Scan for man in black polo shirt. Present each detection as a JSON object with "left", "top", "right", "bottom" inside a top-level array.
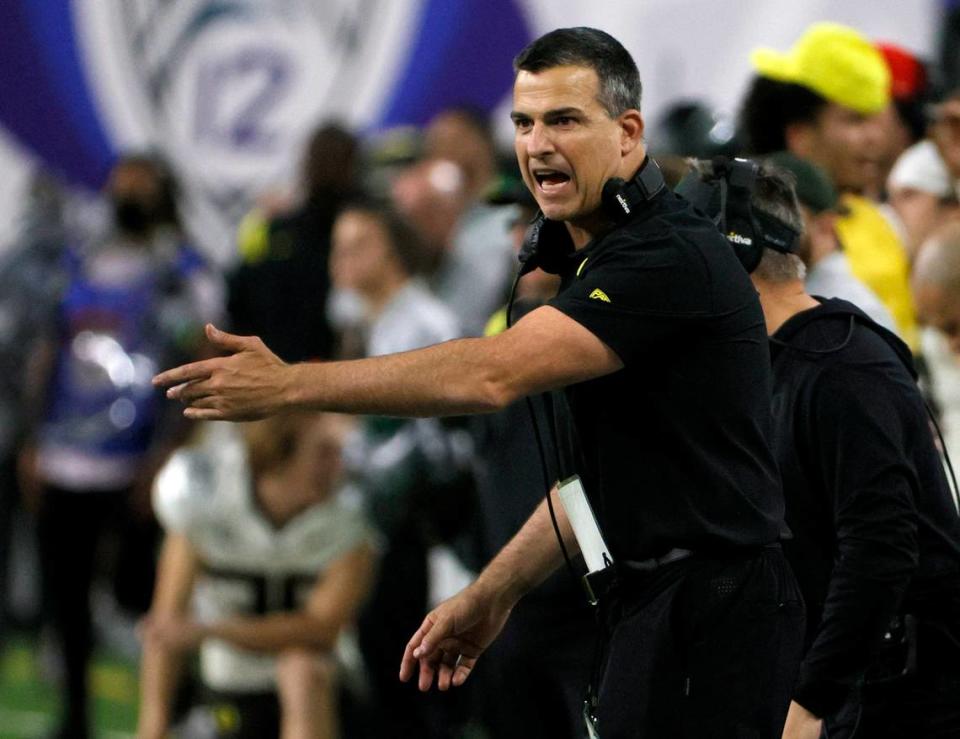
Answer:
[
  {"left": 155, "top": 28, "right": 803, "bottom": 737},
  {"left": 683, "top": 159, "right": 960, "bottom": 739}
]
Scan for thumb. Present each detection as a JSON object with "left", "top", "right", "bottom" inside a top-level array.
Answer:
[{"left": 205, "top": 324, "right": 252, "bottom": 353}]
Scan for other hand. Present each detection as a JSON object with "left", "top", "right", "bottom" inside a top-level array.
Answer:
[
  {"left": 781, "top": 700, "right": 823, "bottom": 739},
  {"left": 140, "top": 612, "right": 206, "bottom": 652},
  {"left": 399, "top": 581, "right": 513, "bottom": 692},
  {"left": 153, "top": 324, "right": 288, "bottom": 421}
]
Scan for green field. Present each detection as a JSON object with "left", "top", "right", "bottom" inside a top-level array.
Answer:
[{"left": 0, "top": 633, "right": 138, "bottom": 739}]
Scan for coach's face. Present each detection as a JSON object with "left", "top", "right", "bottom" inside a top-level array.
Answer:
[{"left": 512, "top": 65, "right": 644, "bottom": 229}]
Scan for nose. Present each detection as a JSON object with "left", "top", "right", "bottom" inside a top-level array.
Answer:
[
  {"left": 862, "top": 114, "right": 886, "bottom": 151},
  {"left": 525, "top": 121, "right": 555, "bottom": 159}
]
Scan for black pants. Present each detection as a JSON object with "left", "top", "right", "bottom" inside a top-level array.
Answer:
[
  {"left": 594, "top": 545, "right": 805, "bottom": 739},
  {"left": 825, "top": 671, "right": 960, "bottom": 738},
  {"left": 481, "top": 600, "right": 596, "bottom": 739},
  {"left": 37, "top": 484, "right": 158, "bottom": 736}
]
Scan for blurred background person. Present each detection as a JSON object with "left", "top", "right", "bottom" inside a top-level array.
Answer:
[
  {"left": 871, "top": 42, "right": 936, "bottom": 202},
  {"left": 767, "top": 151, "right": 898, "bottom": 332},
  {"left": 17, "top": 153, "right": 222, "bottom": 739},
  {"left": 913, "top": 221, "right": 960, "bottom": 356},
  {"left": 740, "top": 22, "right": 919, "bottom": 351},
  {"left": 416, "top": 107, "right": 516, "bottom": 336},
  {"left": 887, "top": 130, "right": 960, "bottom": 256},
  {"left": 327, "top": 200, "right": 476, "bottom": 738},
  {"left": 0, "top": 173, "right": 72, "bottom": 641},
  {"left": 228, "top": 123, "right": 360, "bottom": 362},
  {"left": 140, "top": 414, "right": 376, "bottom": 739},
  {"left": 913, "top": 221, "right": 960, "bottom": 465}
]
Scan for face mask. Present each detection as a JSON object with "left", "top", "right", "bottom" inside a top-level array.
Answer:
[
  {"left": 326, "top": 287, "right": 370, "bottom": 329},
  {"left": 113, "top": 197, "right": 155, "bottom": 236}
]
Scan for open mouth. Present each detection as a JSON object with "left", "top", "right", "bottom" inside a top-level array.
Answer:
[{"left": 533, "top": 169, "right": 571, "bottom": 194}]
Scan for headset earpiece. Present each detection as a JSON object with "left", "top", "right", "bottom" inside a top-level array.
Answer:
[
  {"left": 601, "top": 158, "right": 666, "bottom": 223},
  {"left": 675, "top": 156, "right": 799, "bottom": 274}
]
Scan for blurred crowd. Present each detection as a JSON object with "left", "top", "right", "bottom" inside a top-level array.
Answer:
[{"left": 2, "top": 18, "right": 960, "bottom": 739}]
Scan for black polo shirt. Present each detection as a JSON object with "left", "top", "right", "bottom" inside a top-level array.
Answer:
[{"left": 547, "top": 187, "right": 784, "bottom": 561}]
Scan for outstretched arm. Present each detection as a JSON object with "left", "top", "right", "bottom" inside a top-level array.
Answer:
[
  {"left": 153, "top": 306, "right": 622, "bottom": 421},
  {"left": 399, "top": 485, "right": 577, "bottom": 691}
]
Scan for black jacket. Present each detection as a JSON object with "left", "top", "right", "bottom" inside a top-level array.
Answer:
[{"left": 771, "top": 298, "right": 960, "bottom": 717}]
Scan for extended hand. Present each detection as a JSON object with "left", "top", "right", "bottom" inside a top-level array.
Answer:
[
  {"left": 153, "top": 324, "right": 289, "bottom": 421},
  {"left": 781, "top": 700, "right": 823, "bottom": 739},
  {"left": 399, "top": 582, "right": 513, "bottom": 692}
]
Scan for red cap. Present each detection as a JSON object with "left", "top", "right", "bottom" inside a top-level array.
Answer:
[{"left": 876, "top": 42, "right": 927, "bottom": 101}]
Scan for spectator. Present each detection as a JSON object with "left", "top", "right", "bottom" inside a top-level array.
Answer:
[
  {"left": 767, "top": 151, "right": 898, "bottom": 332},
  {"left": 228, "top": 122, "right": 359, "bottom": 362},
  {"left": 872, "top": 42, "right": 934, "bottom": 201},
  {"left": 18, "top": 154, "right": 221, "bottom": 739},
  {"left": 887, "top": 136, "right": 959, "bottom": 255},
  {"left": 328, "top": 201, "right": 472, "bottom": 738},
  {"left": 0, "top": 172, "right": 70, "bottom": 635},
  {"left": 740, "top": 22, "right": 920, "bottom": 350},
  {"left": 931, "top": 90, "right": 960, "bottom": 197},
  {"left": 418, "top": 108, "right": 516, "bottom": 336},
  {"left": 139, "top": 414, "right": 376, "bottom": 739},
  {"left": 913, "top": 221, "right": 960, "bottom": 354}
]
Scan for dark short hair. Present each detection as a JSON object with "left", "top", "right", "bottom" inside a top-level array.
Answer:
[
  {"left": 738, "top": 76, "right": 828, "bottom": 154},
  {"left": 513, "top": 27, "right": 642, "bottom": 116},
  {"left": 113, "top": 152, "right": 181, "bottom": 229},
  {"left": 303, "top": 121, "right": 358, "bottom": 195},
  {"left": 337, "top": 198, "right": 427, "bottom": 276}
]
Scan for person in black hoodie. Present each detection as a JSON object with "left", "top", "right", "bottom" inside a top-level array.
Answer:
[{"left": 682, "top": 159, "right": 960, "bottom": 739}]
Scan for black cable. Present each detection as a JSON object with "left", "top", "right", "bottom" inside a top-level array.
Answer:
[{"left": 504, "top": 270, "right": 580, "bottom": 581}]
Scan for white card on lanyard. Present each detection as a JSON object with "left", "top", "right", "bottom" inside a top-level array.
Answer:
[{"left": 557, "top": 474, "right": 613, "bottom": 572}]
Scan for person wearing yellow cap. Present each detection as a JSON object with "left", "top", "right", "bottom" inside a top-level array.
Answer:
[{"left": 740, "top": 22, "right": 920, "bottom": 352}]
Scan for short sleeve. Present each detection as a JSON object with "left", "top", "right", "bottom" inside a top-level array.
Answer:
[
  {"left": 548, "top": 234, "right": 712, "bottom": 365},
  {"left": 152, "top": 449, "right": 214, "bottom": 535}
]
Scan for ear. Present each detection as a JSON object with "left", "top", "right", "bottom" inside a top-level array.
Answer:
[
  {"left": 785, "top": 122, "right": 815, "bottom": 159},
  {"left": 619, "top": 110, "right": 645, "bottom": 155}
]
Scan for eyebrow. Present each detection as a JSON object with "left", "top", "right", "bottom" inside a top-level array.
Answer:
[{"left": 510, "top": 107, "right": 585, "bottom": 122}]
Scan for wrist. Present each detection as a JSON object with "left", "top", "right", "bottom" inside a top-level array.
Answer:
[
  {"left": 475, "top": 561, "right": 529, "bottom": 609},
  {"left": 280, "top": 363, "right": 310, "bottom": 410}
]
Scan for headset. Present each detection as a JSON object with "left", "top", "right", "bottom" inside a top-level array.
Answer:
[
  {"left": 674, "top": 156, "right": 800, "bottom": 273},
  {"left": 517, "top": 157, "right": 666, "bottom": 276}
]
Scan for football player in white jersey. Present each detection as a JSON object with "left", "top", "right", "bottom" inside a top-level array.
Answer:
[{"left": 137, "top": 413, "right": 377, "bottom": 739}]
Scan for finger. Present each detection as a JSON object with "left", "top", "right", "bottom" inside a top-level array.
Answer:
[
  {"left": 418, "top": 654, "right": 439, "bottom": 692},
  {"left": 452, "top": 658, "right": 477, "bottom": 687},
  {"left": 412, "top": 614, "right": 445, "bottom": 659},
  {"left": 206, "top": 324, "right": 254, "bottom": 353},
  {"left": 400, "top": 624, "right": 432, "bottom": 682},
  {"left": 184, "top": 407, "right": 227, "bottom": 421},
  {"left": 433, "top": 638, "right": 481, "bottom": 688},
  {"left": 437, "top": 650, "right": 459, "bottom": 691},
  {"left": 171, "top": 380, "right": 221, "bottom": 405},
  {"left": 154, "top": 360, "right": 218, "bottom": 388}
]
